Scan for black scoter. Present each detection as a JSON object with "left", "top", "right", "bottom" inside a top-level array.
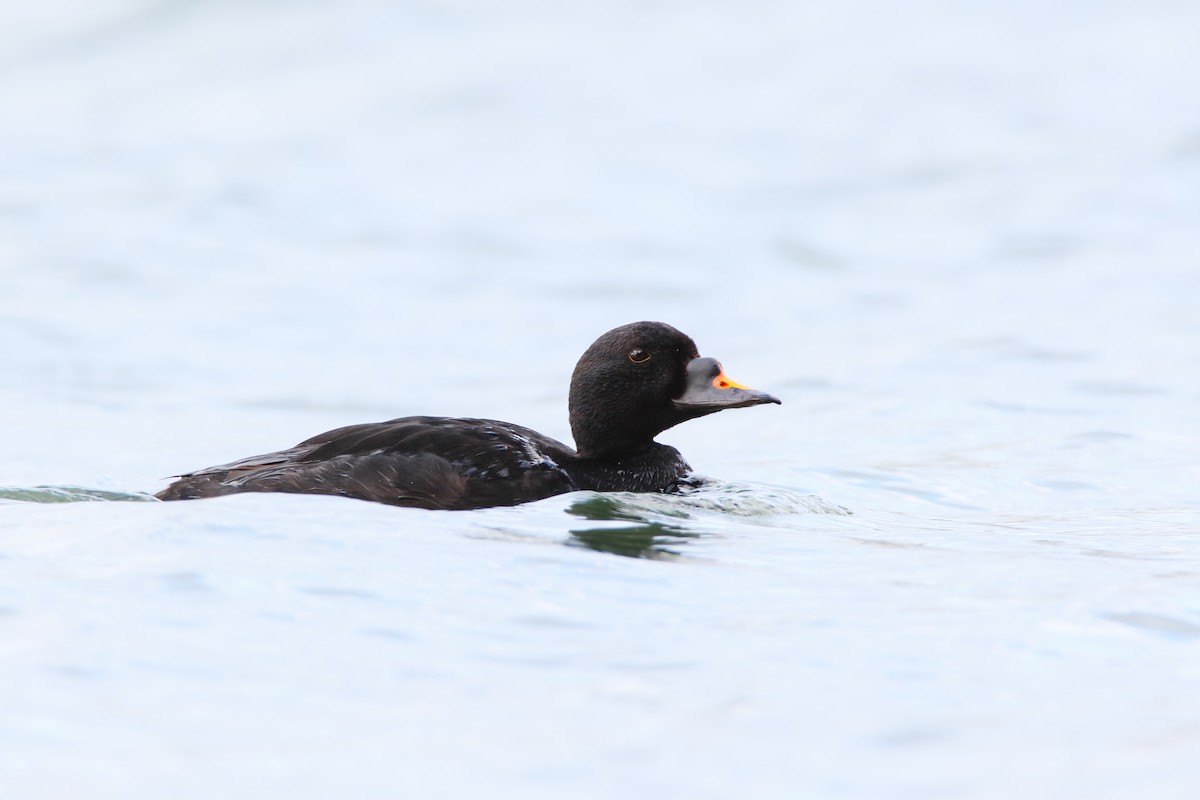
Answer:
[{"left": 156, "top": 321, "right": 780, "bottom": 510}]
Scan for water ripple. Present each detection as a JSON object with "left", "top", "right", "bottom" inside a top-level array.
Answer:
[{"left": 0, "top": 485, "right": 158, "bottom": 504}]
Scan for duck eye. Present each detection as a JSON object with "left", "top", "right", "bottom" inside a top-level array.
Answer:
[{"left": 628, "top": 348, "right": 651, "bottom": 364}]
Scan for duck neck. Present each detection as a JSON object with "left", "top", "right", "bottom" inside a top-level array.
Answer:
[
  {"left": 569, "top": 403, "right": 673, "bottom": 461},
  {"left": 567, "top": 442, "right": 691, "bottom": 493}
]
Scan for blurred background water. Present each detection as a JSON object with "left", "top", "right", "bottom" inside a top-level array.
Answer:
[{"left": 2, "top": 1, "right": 1199, "bottom": 798}]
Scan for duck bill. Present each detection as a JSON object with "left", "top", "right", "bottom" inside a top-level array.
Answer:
[{"left": 672, "top": 357, "right": 781, "bottom": 411}]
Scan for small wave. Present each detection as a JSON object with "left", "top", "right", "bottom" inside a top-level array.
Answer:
[
  {"left": 667, "top": 482, "right": 854, "bottom": 520},
  {"left": 0, "top": 485, "right": 159, "bottom": 504},
  {"left": 561, "top": 484, "right": 852, "bottom": 520}
]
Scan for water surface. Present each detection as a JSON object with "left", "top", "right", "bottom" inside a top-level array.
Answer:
[{"left": 1, "top": 1, "right": 1198, "bottom": 798}]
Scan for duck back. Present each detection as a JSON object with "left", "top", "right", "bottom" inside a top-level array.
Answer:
[{"left": 157, "top": 417, "right": 578, "bottom": 510}]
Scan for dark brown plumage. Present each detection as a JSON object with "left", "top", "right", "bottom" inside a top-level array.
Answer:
[{"left": 156, "top": 321, "right": 780, "bottom": 510}]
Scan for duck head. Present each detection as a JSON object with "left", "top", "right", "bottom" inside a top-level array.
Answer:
[{"left": 568, "top": 321, "right": 781, "bottom": 458}]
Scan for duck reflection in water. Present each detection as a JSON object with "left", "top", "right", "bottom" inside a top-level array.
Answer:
[{"left": 566, "top": 495, "right": 702, "bottom": 560}]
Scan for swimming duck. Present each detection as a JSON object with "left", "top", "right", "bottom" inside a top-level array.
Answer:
[{"left": 156, "top": 321, "right": 780, "bottom": 510}]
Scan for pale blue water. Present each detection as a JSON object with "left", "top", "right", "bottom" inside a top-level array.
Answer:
[{"left": 2, "top": 1, "right": 1199, "bottom": 798}]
